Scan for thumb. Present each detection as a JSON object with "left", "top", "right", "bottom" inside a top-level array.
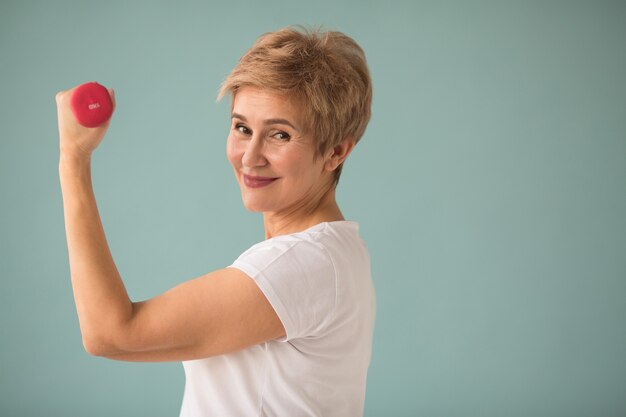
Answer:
[{"left": 108, "top": 88, "right": 116, "bottom": 111}]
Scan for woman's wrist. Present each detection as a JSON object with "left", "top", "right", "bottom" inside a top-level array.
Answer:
[{"left": 59, "top": 150, "right": 92, "bottom": 177}]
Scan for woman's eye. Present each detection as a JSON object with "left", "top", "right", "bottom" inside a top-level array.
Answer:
[
  {"left": 272, "top": 131, "right": 291, "bottom": 141},
  {"left": 235, "top": 124, "right": 251, "bottom": 135}
]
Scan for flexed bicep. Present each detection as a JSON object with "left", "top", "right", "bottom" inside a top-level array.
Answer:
[{"left": 96, "top": 268, "right": 285, "bottom": 362}]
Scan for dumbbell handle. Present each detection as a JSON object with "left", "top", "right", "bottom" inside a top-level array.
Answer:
[{"left": 70, "top": 82, "right": 113, "bottom": 127}]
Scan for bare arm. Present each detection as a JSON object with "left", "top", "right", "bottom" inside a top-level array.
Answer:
[
  {"left": 56, "top": 85, "right": 284, "bottom": 362},
  {"left": 59, "top": 152, "right": 134, "bottom": 353}
]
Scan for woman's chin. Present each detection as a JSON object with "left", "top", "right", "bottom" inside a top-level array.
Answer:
[
  {"left": 241, "top": 196, "right": 271, "bottom": 213},
  {"left": 243, "top": 204, "right": 265, "bottom": 213}
]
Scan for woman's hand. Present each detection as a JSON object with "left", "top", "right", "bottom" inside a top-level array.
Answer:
[{"left": 55, "top": 84, "right": 116, "bottom": 159}]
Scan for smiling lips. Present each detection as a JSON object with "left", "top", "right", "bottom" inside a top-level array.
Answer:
[{"left": 243, "top": 174, "right": 279, "bottom": 188}]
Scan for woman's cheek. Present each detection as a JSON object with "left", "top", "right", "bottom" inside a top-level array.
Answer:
[{"left": 226, "top": 135, "right": 240, "bottom": 167}]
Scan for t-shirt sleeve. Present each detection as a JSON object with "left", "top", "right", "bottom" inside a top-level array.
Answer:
[{"left": 230, "top": 239, "right": 337, "bottom": 341}]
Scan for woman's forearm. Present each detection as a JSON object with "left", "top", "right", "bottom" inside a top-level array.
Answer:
[{"left": 59, "top": 154, "right": 132, "bottom": 352}]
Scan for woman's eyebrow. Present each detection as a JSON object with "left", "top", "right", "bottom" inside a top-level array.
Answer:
[{"left": 231, "top": 113, "right": 299, "bottom": 132}]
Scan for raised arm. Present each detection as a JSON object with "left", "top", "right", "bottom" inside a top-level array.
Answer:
[{"left": 56, "top": 85, "right": 284, "bottom": 362}]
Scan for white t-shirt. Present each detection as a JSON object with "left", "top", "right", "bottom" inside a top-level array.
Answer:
[{"left": 179, "top": 221, "right": 376, "bottom": 417}]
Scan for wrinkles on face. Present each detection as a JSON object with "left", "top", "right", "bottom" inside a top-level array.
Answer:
[{"left": 225, "top": 87, "right": 335, "bottom": 222}]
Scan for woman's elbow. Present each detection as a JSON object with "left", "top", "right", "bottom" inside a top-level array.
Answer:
[
  {"left": 82, "top": 335, "right": 106, "bottom": 356},
  {"left": 81, "top": 329, "right": 123, "bottom": 357}
]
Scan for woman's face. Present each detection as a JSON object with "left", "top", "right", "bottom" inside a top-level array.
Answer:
[{"left": 226, "top": 87, "right": 330, "bottom": 213}]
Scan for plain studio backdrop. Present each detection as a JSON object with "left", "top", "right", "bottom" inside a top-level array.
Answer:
[{"left": 1, "top": 1, "right": 625, "bottom": 416}]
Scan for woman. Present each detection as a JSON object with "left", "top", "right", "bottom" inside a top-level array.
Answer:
[{"left": 56, "top": 26, "right": 376, "bottom": 416}]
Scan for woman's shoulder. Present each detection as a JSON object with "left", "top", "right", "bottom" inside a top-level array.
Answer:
[
  {"left": 245, "top": 221, "right": 360, "bottom": 252},
  {"left": 233, "top": 221, "right": 366, "bottom": 272}
]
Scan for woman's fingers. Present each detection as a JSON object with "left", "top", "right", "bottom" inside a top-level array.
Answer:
[{"left": 56, "top": 83, "right": 114, "bottom": 158}]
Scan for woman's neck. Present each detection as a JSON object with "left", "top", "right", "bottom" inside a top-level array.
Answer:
[{"left": 262, "top": 188, "right": 344, "bottom": 239}]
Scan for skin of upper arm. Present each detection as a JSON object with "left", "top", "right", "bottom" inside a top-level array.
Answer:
[{"left": 93, "top": 267, "right": 285, "bottom": 362}]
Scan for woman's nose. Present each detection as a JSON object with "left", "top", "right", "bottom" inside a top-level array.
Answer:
[{"left": 241, "top": 136, "right": 268, "bottom": 168}]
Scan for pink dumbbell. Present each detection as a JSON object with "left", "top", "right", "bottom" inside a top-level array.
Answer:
[{"left": 70, "top": 82, "right": 113, "bottom": 127}]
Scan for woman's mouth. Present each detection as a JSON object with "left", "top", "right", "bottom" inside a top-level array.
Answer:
[{"left": 243, "top": 174, "right": 279, "bottom": 188}]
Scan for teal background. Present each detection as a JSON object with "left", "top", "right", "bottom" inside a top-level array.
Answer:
[{"left": 1, "top": 1, "right": 625, "bottom": 416}]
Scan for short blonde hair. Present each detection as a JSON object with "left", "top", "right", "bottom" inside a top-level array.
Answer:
[{"left": 218, "top": 26, "right": 372, "bottom": 185}]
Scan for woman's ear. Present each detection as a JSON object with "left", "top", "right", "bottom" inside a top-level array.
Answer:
[{"left": 324, "top": 137, "right": 356, "bottom": 172}]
